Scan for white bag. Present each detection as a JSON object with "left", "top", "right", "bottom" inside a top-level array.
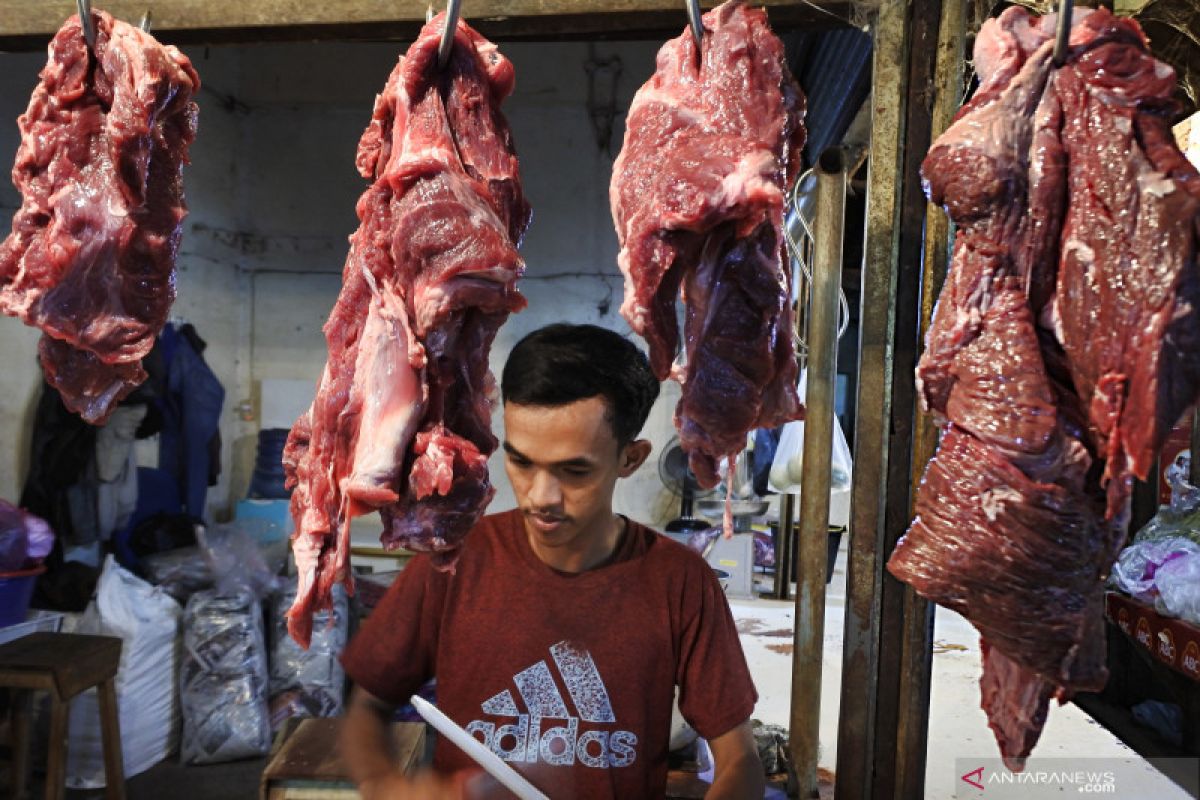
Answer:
[
  {"left": 65, "top": 556, "right": 182, "bottom": 788},
  {"left": 769, "top": 369, "right": 854, "bottom": 527}
]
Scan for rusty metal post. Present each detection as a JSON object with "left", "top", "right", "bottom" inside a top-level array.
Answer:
[
  {"left": 835, "top": 0, "right": 954, "bottom": 797},
  {"left": 790, "top": 147, "right": 848, "bottom": 798},
  {"left": 894, "top": 1, "right": 968, "bottom": 797},
  {"left": 834, "top": 1, "right": 910, "bottom": 796}
]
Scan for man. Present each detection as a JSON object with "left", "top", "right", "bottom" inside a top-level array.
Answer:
[{"left": 340, "top": 323, "right": 763, "bottom": 799}]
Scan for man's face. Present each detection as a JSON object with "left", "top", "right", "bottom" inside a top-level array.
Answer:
[{"left": 502, "top": 396, "right": 648, "bottom": 559}]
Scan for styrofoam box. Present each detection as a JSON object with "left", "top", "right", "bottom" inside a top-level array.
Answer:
[{"left": 0, "top": 609, "right": 64, "bottom": 646}]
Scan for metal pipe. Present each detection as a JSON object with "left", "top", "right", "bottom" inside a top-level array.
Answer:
[
  {"left": 774, "top": 494, "right": 796, "bottom": 600},
  {"left": 790, "top": 146, "right": 847, "bottom": 799}
]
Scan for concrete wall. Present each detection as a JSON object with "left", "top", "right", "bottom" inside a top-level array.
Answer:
[{"left": 0, "top": 36, "right": 692, "bottom": 538}]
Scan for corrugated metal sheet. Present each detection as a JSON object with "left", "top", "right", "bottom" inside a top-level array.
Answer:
[{"left": 783, "top": 27, "right": 872, "bottom": 166}]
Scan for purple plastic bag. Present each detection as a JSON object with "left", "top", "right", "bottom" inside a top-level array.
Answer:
[{"left": 0, "top": 499, "right": 55, "bottom": 571}]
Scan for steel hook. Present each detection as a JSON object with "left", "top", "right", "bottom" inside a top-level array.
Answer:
[
  {"left": 686, "top": 0, "right": 703, "bottom": 50},
  {"left": 437, "top": 0, "right": 461, "bottom": 69},
  {"left": 140, "top": 10, "right": 152, "bottom": 33},
  {"left": 1052, "top": 0, "right": 1072, "bottom": 67},
  {"left": 76, "top": 0, "right": 96, "bottom": 51}
]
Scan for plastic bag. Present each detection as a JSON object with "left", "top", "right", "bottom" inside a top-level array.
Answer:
[
  {"left": 180, "top": 589, "right": 271, "bottom": 764},
  {"left": 1154, "top": 551, "right": 1200, "bottom": 625},
  {"left": 65, "top": 556, "right": 181, "bottom": 788},
  {"left": 768, "top": 370, "right": 853, "bottom": 525},
  {"left": 1134, "top": 450, "right": 1200, "bottom": 547},
  {"left": 140, "top": 546, "right": 214, "bottom": 602},
  {"left": 1111, "top": 537, "right": 1200, "bottom": 601},
  {"left": 1132, "top": 700, "right": 1184, "bottom": 747},
  {"left": 0, "top": 499, "right": 54, "bottom": 571},
  {"left": 267, "top": 584, "right": 348, "bottom": 730},
  {"left": 140, "top": 521, "right": 288, "bottom": 603},
  {"left": 202, "top": 521, "right": 288, "bottom": 599}
]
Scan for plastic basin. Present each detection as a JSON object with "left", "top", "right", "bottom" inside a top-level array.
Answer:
[{"left": 0, "top": 565, "right": 45, "bottom": 628}]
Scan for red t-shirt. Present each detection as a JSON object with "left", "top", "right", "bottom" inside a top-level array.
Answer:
[{"left": 341, "top": 509, "right": 758, "bottom": 799}]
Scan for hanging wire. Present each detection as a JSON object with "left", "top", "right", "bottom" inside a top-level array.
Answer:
[
  {"left": 437, "top": 0, "right": 462, "bottom": 68},
  {"left": 784, "top": 168, "right": 852, "bottom": 357},
  {"left": 76, "top": 0, "right": 96, "bottom": 51},
  {"left": 686, "top": 0, "right": 704, "bottom": 49},
  {"left": 1052, "top": 0, "right": 1072, "bottom": 67}
]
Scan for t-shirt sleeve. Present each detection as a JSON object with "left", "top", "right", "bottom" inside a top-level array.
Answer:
[
  {"left": 340, "top": 554, "right": 449, "bottom": 707},
  {"left": 675, "top": 564, "right": 758, "bottom": 740}
]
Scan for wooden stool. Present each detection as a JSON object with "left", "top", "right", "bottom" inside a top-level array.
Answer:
[{"left": 0, "top": 632, "right": 124, "bottom": 800}]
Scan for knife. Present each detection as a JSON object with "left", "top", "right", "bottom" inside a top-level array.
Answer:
[{"left": 410, "top": 694, "right": 551, "bottom": 800}]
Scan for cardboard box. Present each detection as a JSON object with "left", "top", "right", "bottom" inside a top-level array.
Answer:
[{"left": 1105, "top": 591, "right": 1200, "bottom": 683}]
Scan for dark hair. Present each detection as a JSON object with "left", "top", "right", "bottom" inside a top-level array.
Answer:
[{"left": 501, "top": 323, "right": 660, "bottom": 445}]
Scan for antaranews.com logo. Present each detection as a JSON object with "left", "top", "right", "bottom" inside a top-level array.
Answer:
[
  {"left": 956, "top": 761, "right": 1115, "bottom": 796},
  {"left": 954, "top": 757, "right": 1200, "bottom": 799}
]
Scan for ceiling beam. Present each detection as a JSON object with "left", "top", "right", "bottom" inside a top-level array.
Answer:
[{"left": 0, "top": 1, "right": 858, "bottom": 50}]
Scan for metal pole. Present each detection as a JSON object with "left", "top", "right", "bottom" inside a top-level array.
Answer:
[
  {"left": 893, "top": 1, "right": 967, "bottom": 798},
  {"left": 834, "top": 1, "right": 909, "bottom": 796},
  {"left": 775, "top": 494, "right": 796, "bottom": 600},
  {"left": 835, "top": 0, "right": 950, "bottom": 796},
  {"left": 791, "top": 147, "right": 848, "bottom": 799}
]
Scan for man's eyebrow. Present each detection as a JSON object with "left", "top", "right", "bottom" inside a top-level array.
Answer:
[{"left": 502, "top": 442, "right": 598, "bottom": 469}]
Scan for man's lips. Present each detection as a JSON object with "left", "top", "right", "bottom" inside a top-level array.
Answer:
[{"left": 527, "top": 511, "right": 567, "bottom": 531}]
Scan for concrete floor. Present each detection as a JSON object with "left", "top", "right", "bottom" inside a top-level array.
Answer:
[{"left": 731, "top": 542, "right": 1193, "bottom": 799}]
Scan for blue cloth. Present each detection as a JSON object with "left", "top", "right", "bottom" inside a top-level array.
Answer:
[
  {"left": 112, "top": 467, "right": 183, "bottom": 571},
  {"left": 158, "top": 324, "right": 224, "bottom": 521}
]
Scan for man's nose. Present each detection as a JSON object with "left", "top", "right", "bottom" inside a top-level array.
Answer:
[{"left": 528, "top": 469, "right": 562, "bottom": 508}]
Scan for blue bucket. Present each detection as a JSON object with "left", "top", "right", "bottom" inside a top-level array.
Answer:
[{"left": 0, "top": 566, "right": 44, "bottom": 628}]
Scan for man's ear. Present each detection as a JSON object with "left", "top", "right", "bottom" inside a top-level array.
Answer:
[{"left": 618, "top": 439, "right": 653, "bottom": 478}]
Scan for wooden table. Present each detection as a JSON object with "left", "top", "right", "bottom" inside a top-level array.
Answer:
[{"left": 260, "top": 717, "right": 426, "bottom": 800}]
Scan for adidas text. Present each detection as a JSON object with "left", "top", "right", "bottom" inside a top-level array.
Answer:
[{"left": 467, "top": 715, "right": 638, "bottom": 768}]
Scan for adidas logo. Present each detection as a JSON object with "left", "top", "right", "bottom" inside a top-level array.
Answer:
[{"left": 465, "top": 640, "right": 639, "bottom": 769}]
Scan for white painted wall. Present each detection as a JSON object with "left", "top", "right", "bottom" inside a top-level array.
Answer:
[{"left": 0, "top": 37, "right": 687, "bottom": 534}]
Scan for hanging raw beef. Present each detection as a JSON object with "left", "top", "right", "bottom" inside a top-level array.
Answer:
[
  {"left": 610, "top": 0, "right": 807, "bottom": 489},
  {"left": 0, "top": 10, "right": 199, "bottom": 424},
  {"left": 888, "top": 6, "right": 1200, "bottom": 769},
  {"left": 284, "top": 15, "right": 529, "bottom": 646}
]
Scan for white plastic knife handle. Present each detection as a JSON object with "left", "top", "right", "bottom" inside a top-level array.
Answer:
[{"left": 410, "top": 694, "right": 550, "bottom": 800}]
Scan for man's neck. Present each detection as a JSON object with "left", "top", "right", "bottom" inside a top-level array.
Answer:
[{"left": 530, "top": 513, "right": 626, "bottom": 573}]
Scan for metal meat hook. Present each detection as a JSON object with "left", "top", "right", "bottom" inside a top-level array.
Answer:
[
  {"left": 76, "top": 0, "right": 96, "bottom": 51},
  {"left": 140, "top": 10, "right": 152, "bottom": 33},
  {"left": 1053, "top": 0, "right": 1073, "bottom": 67},
  {"left": 436, "top": 0, "right": 462, "bottom": 69},
  {"left": 686, "top": 0, "right": 703, "bottom": 50}
]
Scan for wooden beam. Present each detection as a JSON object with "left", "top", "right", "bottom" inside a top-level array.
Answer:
[{"left": 0, "top": 1, "right": 857, "bottom": 50}]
